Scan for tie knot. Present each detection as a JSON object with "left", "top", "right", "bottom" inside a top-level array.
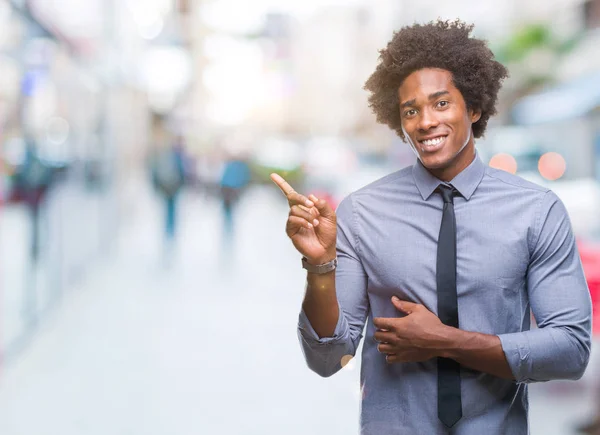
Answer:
[{"left": 437, "top": 184, "right": 457, "bottom": 204}]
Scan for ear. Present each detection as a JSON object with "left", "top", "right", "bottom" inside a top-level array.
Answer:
[{"left": 470, "top": 109, "right": 482, "bottom": 124}]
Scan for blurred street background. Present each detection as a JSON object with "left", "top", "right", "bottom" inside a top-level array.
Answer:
[{"left": 0, "top": 0, "right": 600, "bottom": 434}]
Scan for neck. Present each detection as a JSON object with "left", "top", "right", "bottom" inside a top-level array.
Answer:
[{"left": 428, "top": 143, "right": 476, "bottom": 182}]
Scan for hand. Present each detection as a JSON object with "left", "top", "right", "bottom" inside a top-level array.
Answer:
[
  {"left": 270, "top": 173, "right": 336, "bottom": 264},
  {"left": 373, "top": 297, "right": 449, "bottom": 363}
]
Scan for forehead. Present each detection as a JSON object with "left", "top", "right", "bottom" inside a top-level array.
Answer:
[{"left": 397, "top": 68, "right": 458, "bottom": 101}]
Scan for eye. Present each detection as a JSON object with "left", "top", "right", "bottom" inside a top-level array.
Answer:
[
  {"left": 436, "top": 100, "right": 449, "bottom": 108},
  {"left": 403, "top": 109, "right": 417, "bottom": 118}
]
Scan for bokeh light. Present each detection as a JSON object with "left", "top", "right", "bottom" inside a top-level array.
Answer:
[
  {"left": 45, "top": 116, "right": 70, "bottom": 145},
  {"left": 488, "top": 153, "right": 518, "bottom": 174},
  {"left": 341, "top": 354, "right": 355, "bottom": 370},
  {"left": 538, "top": 152, "right": 567, "bottom": 181}
]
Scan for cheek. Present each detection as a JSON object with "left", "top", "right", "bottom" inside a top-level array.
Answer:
[
  {"left": 401, "top": 121, "right": 415, "bottom": 137},
  {"left": 439, "top": 108, "right": 462, "bottom": 123},
  {"left": 445, "top": 112, "right": 471, "bottom": 135}
]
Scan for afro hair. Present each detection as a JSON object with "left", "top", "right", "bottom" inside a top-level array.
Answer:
[{"left": 364, "top": 19, "right": 509, "bottom": 140}]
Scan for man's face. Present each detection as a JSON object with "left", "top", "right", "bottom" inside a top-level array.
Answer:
[{"left": 398, "top": 68, "right": 481, "bottom": 180}]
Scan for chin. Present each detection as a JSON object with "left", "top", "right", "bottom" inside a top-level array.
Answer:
[{"left": 419, "top": 153, "right": 454, "bottom": 170}]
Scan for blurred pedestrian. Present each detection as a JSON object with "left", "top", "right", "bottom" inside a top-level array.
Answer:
[
  {"left": 12, "top": 137, "right": 53, "bottom": 262},
  {"left": 219, "top": 155, "right": 250, "bottom": 236},
  {"left": 150, "top": 135, "right": 186, "bottom": 250},
  {"left": 11, "top": 137, "right": 55, "bottom": 326},
  {"left": 272, "top": 19, "right": 591, "bottom": 435}
]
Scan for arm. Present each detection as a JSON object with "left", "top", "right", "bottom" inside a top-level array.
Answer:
[
  {"left": 374, "top": 299, "right": 513, "bottom": 379},
  {"left": 441, "top": 192, "right": 591, "bottom": 381},
  {"left": 302, "top": 269, "right": 338, "bottom": 338},
  {"left": 439, "top": 329, "right": 513, "bottom": 379},
  {"left": 374, "top": 192, "right": 591, "bottom": 382},
  {"left": 497, "top": 191, "right": 592, "bottom": 383},
  {"left": 298, "top": 196, "right": 369, "bottom": 377}
]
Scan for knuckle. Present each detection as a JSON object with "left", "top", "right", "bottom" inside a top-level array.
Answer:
[{"left": 291, "top": 193, "right": 302, "bottom": 202}]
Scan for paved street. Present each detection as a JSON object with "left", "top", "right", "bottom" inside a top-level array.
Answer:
[{"left": 0, "top": 183, "right": 597, "bottom": 434}]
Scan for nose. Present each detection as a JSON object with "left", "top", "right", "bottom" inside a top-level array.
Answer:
[{"left": 418, "top": 107, "right": 439, "bottom": 131}]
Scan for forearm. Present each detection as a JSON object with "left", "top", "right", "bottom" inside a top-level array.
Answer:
[
  {"left": 302, "top": 269, "right": 339, "bottom": 338},
  {"left": 438, "top": 327, "right": 515, "bottom": 380}
]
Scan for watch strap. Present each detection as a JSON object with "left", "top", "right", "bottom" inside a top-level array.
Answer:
[{"left": 302, "top": 257, "right": 338, "bottom": 274}]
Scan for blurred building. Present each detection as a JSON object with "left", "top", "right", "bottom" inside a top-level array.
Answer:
[{"left": 0, "top": 0, "right": 185, "bottom": 361}]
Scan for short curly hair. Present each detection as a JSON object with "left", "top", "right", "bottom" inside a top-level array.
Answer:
[{"left": 364, "top": 19, "right": 508, "bottom": 140}]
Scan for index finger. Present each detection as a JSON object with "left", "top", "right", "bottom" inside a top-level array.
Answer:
[{"left": 270, "top": 173, "right": 295, "bottom": 196}]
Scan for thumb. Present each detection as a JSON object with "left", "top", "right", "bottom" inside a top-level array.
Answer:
[
  {"left": 391, "top": 296, "right": 417, "bottom": 314},
  {"left": 309, "top": 194, "right": 335, "bottom": 218}
]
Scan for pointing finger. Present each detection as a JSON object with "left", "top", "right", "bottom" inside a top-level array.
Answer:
[
  {"left": 270, "top": 174, "right": 314, "bottom": 207},
  {"left": 270, "top": 173, "right": 295, "bottom": 197}
]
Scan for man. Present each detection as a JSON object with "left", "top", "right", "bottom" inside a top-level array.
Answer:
[{"left": 271, "top": 20, "right": 591, "bottom": 434}]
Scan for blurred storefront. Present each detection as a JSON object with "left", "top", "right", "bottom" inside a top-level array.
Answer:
[
  {"left": 0, "top": 0, "right": 153, "bottom": 363},
  {"left": 476, "top": 0, "right": 600, "bottom": 237}
]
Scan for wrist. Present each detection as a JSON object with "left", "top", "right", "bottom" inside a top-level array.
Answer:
[
  {"left": 436, "top": 326, "right": 463, "bottom": 359},
  {"left": 306, "top": 251, "right": 336, "bottom": 266}
]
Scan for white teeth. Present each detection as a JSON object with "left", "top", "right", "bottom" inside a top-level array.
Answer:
[{"left": 421, "top": 137, "right": 445, "bottom": 146}]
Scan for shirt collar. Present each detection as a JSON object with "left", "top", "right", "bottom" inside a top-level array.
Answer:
[{"left": 412, "top": 151, "right": 485, "bottom": 201}]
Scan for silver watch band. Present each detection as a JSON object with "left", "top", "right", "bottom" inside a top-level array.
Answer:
[{"left": 302, "top": 257, "right": 338, "bottom": 274}]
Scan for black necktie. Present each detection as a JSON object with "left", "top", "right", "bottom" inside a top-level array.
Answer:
[{"left": 436, "top": 184, "right": 462, "bottom": 428}]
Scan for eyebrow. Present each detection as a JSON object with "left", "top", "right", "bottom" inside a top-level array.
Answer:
[{"left": 400, "top": 90, "right": 450, "bottom": 109}]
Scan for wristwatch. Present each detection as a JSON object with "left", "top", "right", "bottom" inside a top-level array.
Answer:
[{"left": 302, "top": 256, "right": 338, "bottom": 274}]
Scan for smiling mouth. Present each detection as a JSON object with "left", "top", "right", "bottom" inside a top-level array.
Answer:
[{"left": 418, "top": 135, "right": 447, "bottom": 152}]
